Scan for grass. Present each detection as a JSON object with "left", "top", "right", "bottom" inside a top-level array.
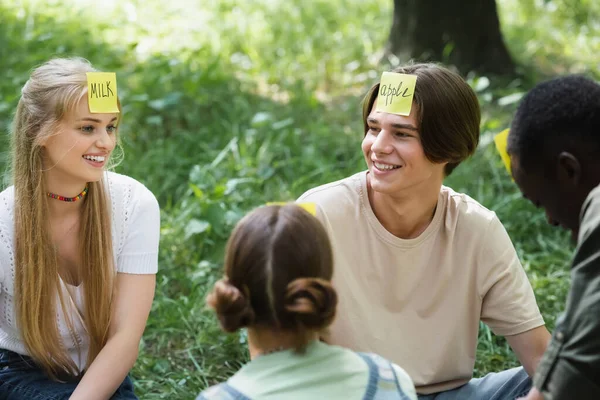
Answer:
[{"left": 0, "top": 0, "right": 597, "bottom": 398}]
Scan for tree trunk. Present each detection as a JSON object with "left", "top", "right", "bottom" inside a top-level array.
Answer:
[{"left": 386, "top": 0, "right": 515, "bottom": 76}]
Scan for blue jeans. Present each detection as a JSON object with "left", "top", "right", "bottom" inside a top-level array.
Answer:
[
  {"left": 418, "top": 367, "right": 531, "bottom": 400},
  {"left": 0, "top": 349, "right": 138, "bottom": 400}
]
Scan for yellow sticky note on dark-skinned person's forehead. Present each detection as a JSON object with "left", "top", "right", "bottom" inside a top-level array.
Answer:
[
  {"left": 266, "top": 202, "right": 317, "bottom": 216},
  {"left": 86, "top": 72, "right": 119, "bottom": 114},
  {"left": 494, "top": 128, "right": 511, "bottom": 175},
  {"left": 375, "top": 72, "right": 417, "bottom": 116}
]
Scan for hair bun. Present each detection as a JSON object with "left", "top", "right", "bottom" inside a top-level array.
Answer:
[
  {"left": 206, "top": 279, "right": 255, "bottom": 332},
  {"left": 283, "top": 278, "right": 337, "bottom": 330}
]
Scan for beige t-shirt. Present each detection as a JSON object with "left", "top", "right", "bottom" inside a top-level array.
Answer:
[{"left": 298, "top": 171, "right": 544, "bottom": 394}]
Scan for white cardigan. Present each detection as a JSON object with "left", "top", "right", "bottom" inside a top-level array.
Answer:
[{"left": 0, "top": 172, "right": 160, "bottom": 371}]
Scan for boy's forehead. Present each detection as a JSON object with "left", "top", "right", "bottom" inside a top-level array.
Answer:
[
  {"left": 509, "top": 155, "right": 526, "bottom": 182},
  {"left": 370, "top": 98, "right": 418, "bottom": 123},
  {"left": 511, "top": 155, "right": 545, "bottom": 195},
  {"left": 368, "top": 111, "right": 418, "bottom": 129}
]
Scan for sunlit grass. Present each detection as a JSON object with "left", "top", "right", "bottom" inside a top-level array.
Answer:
[
  {"left": 499, "top": 0, "right": 600, "bottom": 78},
  {"left": 0, "top": 0, "right": 586, "bottom": 398}
]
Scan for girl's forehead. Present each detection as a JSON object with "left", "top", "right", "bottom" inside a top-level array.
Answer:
[{"left": 66, "top": 97, "right": 118, "bottom": 123}]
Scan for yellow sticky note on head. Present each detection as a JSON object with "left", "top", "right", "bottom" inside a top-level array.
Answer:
[
  {"left": 266, "top": 202, "right": 317, "bottom": 216},
  {"left": 375, "top": 72, "right": 418, "bottom": 116},
  {"left": 86, "top": 72, "right": 120, "bottom": 114},
  {"left": 297, "top": 202, "right": 317, "bottom": 216},
  {"left": 494, "top": 128, "right": 512, "bottom": 175}
]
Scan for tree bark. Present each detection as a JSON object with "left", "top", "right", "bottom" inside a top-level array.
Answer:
[{"left": 386, "top": 0, "right": 515, "bottom": 76}]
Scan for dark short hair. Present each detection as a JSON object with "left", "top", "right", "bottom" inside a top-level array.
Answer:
[
  {"left": 362, "top": 63, "right": 481, "bottom": 176},
  {"left": 508, "top": 75, "right": 600, "bottom": 172}
]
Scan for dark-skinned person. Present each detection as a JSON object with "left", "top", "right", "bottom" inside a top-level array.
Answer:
[{"left": 504, "top": 75, "right": 600, "bottom": 400}]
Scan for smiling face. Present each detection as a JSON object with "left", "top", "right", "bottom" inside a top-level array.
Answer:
[
  {"left": 42, "top": 96, "right": 118, "bottom": 187},
  {"left": 361, "top": 100, "right": 446, "bottom": 195}
]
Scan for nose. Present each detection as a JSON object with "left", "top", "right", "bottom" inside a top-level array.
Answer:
[
  {"left": 371, "top": 130, "right": 393, "bottom": 154},
  {"left": 96, "top": 129, "right": 116, "bottom": 152}
]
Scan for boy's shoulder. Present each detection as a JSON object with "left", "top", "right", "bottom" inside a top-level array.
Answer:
[{"left": 298, "top": 172, "right": 363, "bottom": 203}]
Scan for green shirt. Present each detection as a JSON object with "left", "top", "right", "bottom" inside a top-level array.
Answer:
[
  {"left": 534, "top": 184, "right": 600, "bottom": 399},
  {"left": 200, "top": 341, "right": 417, "bottom": 400}
]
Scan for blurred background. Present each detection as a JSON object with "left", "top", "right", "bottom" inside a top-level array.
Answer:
[{"left": 1, "top": 0, "right": 598, "bottom": 398}]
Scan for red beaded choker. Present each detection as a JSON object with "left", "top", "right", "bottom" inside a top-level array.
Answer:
[{"left": 47, "top": 186, "right": 88, "bottom": 202}]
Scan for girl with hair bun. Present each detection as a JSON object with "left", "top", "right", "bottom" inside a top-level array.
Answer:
[
  {"left": 0, "top": 58, "right": 160, "bottom": 399},
  {"left": 197, "top": 204, "right": 417, "bottom": 400}
]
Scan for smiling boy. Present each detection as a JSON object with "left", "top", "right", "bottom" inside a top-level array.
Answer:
[{"left": 299, "top": 63, "right": 550, "bottom": 399}]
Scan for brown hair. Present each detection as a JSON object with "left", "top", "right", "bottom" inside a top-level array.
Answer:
[
  {"left": 206, "top": 204, "right": 336, "bottom": 352},
  {"left": 362, "top": 63, "right": 481, "bottom": 176}
]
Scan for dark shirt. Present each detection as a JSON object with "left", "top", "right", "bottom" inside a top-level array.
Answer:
[{"left": 534, "top": 184, "right": 600, "bottom": 399}]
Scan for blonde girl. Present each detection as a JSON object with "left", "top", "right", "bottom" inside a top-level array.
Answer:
[{"left": 0, "top": 58, "right": 160, "bottom": 399}]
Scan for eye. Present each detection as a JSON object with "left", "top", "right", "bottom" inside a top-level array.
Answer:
[
  {"left": 368, "top": 126, "right": 381, "bottom": 134},
  {"left": 80, "top": 125, "right": 95, "bottom": 133},
  {"left": 394, "top": 131, "right": 410, "bottom": 138},
  {"left": 107, "top": 124, "right": 118, "bottom": 133}
]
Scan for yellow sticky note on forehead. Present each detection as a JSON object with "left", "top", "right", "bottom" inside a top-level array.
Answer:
[
  {"left": 266, "top": 202, "right": 317, "bottom": 216},
  {"left": 494, "top": 128, "right": 511, "bottom": 175},
  {"left": 375, "top": 72, "right": 417, "bottom": 116},
  {"left": 86, "top": 72, "right": 119, "bottom": 114}
]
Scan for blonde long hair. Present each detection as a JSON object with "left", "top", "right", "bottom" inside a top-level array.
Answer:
[{"left": 11, "top": 58, "right": 118, "bottom": 379}]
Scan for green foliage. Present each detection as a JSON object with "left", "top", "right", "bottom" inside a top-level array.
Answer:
[
  {"left": 500, "top": 0, "right": 600, "bottom": 79},
  {"left": 0, "top": 0, "right": 592, "bottom": 398}
]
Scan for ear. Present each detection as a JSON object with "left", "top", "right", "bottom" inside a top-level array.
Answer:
[
  {"left": 556, "top": 151, "right": 581, "bottom": 187},
  {"left": 37, "top": 132, "right": 53, "bottom": 148}
]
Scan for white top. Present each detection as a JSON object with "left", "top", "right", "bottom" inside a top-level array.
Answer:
[
  {"left": 298, "top": 171, "right": 544, "bottom": 394},
  {"left": 0, "top": 172, "right": 160, "bottom": 371}
]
